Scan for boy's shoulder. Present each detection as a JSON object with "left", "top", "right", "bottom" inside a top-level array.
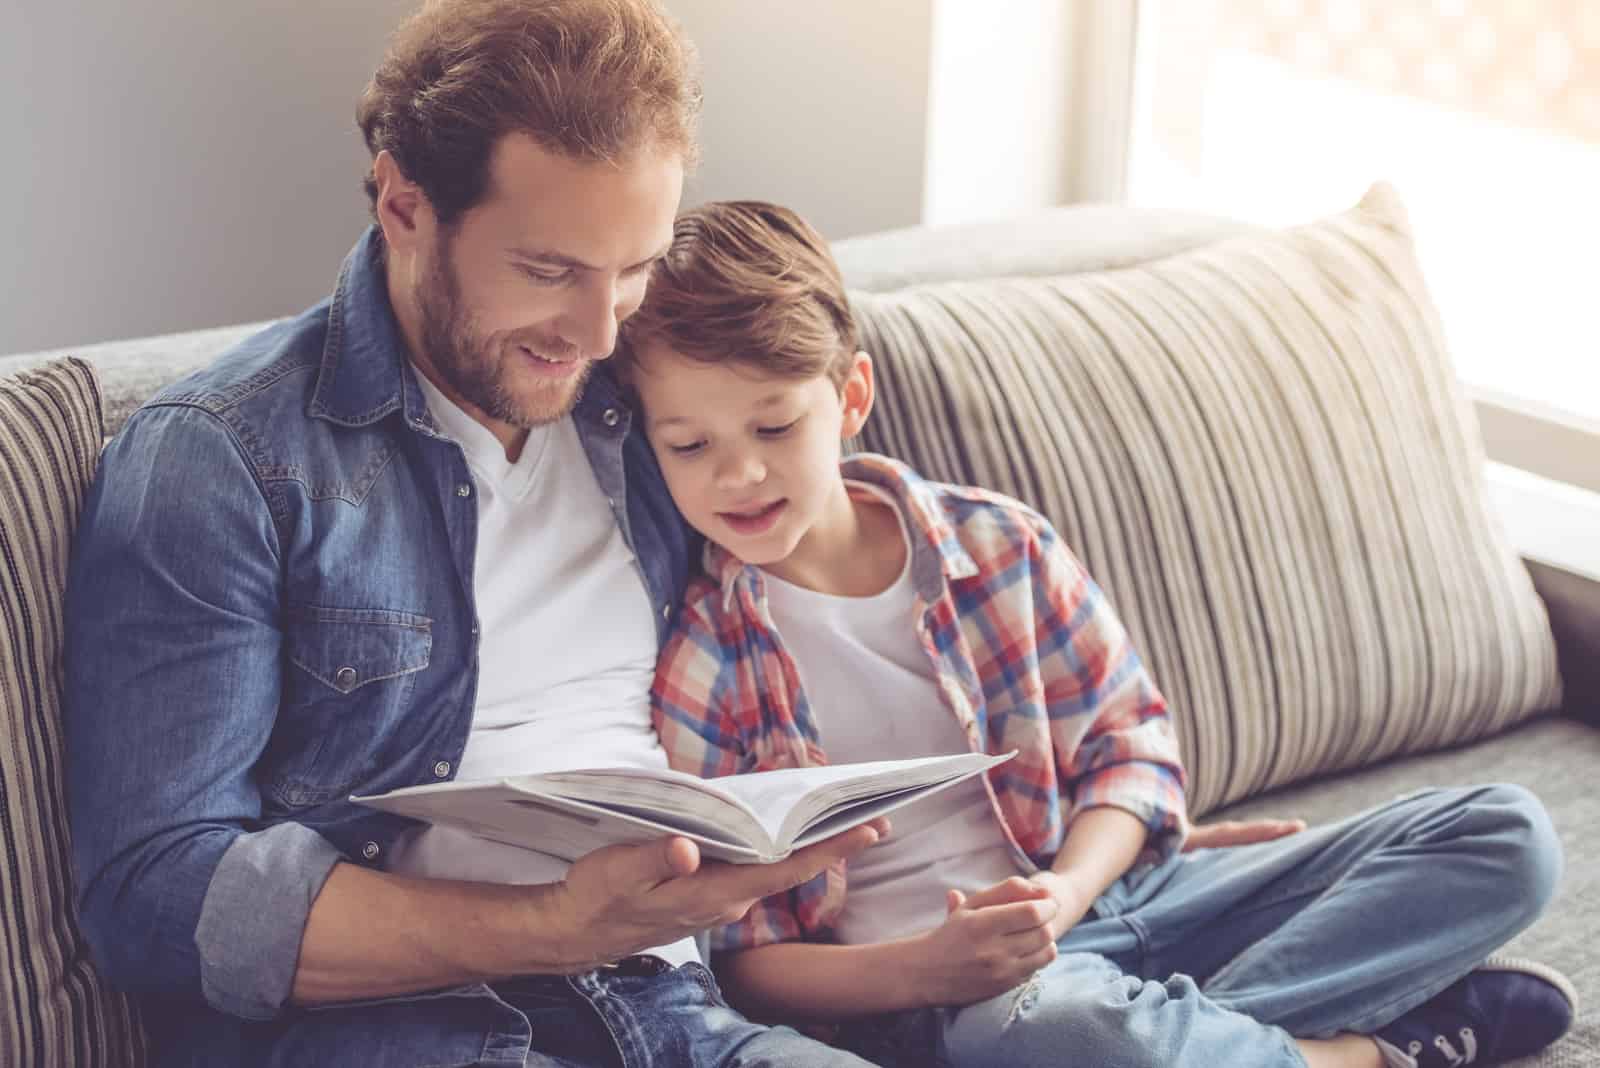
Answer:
[{"left": 842, "top": 453, "right": 1058, "bottom": 554}]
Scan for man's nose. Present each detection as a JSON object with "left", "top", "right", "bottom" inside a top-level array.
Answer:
[{"left": 560, "top": 276, "right": 621, "bottom": 359}]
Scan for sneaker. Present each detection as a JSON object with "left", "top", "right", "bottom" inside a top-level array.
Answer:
[{"left": 1374, "top": 955, "right": 1578, "bottom": 1068}]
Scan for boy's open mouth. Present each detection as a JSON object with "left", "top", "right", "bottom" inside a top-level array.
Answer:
[{"left": 718, "top": 499, "right": 787, "bottom": 535}]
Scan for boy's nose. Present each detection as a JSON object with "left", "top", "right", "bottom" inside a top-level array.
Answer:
[{"left": 715, "top": 454, "right": 766, "bottom": 490}]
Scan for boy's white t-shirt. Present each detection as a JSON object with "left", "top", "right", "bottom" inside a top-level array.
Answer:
[
  {"left": 762, "top": 482, "right": 1021, "bottom": 945},
  {"left": 385, "top": 370, "right": 698, "bottom": 967}
]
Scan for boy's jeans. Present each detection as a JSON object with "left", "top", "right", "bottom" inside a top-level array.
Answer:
[{"left": 841, "top": 783, "right": 1562, "bottom": 1068}]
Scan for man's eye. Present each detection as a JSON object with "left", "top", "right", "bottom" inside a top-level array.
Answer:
[
  {"left": 520, "top": 266, "right": 571, "bottom": 286},
  {"left": 757, "top": 419, "right": 800, "bottom": 438},
  {"left": 667, "top": 441, "right": 705, "bottom": 457}
]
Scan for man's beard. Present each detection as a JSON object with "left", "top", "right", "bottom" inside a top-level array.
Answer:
[{"left": 415, "top": 230, "right": 592, "bottom": 428}]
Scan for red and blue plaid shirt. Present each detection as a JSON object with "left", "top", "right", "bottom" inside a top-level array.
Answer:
[{"left": 652, "top": 454, "right": 1189, "bottom": 951}]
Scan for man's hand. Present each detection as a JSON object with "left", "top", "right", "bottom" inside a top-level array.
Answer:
[
  {"left": 1183, "top": 817, "right": 1306, "bottom": 851},
  {"left": 541, "top": 821, "right": 887, "bottom": 971},
  {"left": 903, "top": 877, "right": 1059, "bottom": 1007}
]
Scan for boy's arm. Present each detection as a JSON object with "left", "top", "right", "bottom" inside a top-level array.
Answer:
[
  {"left": 1028, "top": 519, "right": 1189, "bottom": 868},
  {"left": 718, "top": 882, "right": 1060, "bottom": 1019}
]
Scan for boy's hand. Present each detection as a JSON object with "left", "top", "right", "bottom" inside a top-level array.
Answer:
[
  {"left": 1184, "top": 817, "right": 1306, "bottom": 851},
  {"left": 1024, "top": 869, "right": 1097, "bottom": 940},
  {"left": 543, "top": 821, "right": 886, "bottom": 971},
  {"left": 905, "top": 877, "right": 1059, "bottom": 1007}
]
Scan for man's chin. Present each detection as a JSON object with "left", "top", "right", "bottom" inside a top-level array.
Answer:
[{"left": 501, "top": 367, "right": 591, "bottom": 427}]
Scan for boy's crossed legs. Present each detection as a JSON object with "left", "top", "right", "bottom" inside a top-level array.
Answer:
[{"left": 846, "top": 784, "right": 1570, "bottom": 1068}]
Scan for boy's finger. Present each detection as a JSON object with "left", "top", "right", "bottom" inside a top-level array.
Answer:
[
  {"left": 972, "top": 896, "right": 1058, "bottom": 936},
  {"left": 961, "top": 876, "right": 1052, "bottom": 911}
]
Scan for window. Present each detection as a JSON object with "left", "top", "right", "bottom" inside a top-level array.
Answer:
[{"left": 1128, "top": 1, "right": 1600, "bottom": 427}]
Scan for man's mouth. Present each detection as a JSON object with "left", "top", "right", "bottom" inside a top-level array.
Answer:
[{"left": 518, "top": 344, "right": 582, "bottom": 376}]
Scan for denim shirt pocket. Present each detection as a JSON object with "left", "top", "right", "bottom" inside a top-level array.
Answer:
[{"left": 268, "top": 605, "right": 433, "bottom": 810}]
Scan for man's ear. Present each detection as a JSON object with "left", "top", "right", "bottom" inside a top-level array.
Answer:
[
  {"left": 372, "top": 150, "right": 433, "bottom": 254},
  {"left": 839, "top": 350, "right": 876, "bottom": 438}
]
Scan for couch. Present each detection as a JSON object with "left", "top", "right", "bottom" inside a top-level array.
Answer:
[{"left": 3, "top": 186, "right": 1596, "bottom": 1067}]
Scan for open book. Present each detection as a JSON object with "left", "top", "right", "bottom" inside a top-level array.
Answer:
[{"left": 352, "top": 751, "right": 1013, "bottom": 865}]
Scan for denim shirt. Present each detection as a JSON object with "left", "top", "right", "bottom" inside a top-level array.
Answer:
[{"left": 62, "top": 227, "right": 692, "bottom": 1063}]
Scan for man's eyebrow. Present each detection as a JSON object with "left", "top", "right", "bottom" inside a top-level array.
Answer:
[{"left": 508, "top": 244, "right": 671, "bottom": 273}]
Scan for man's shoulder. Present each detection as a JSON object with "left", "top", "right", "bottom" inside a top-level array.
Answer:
[{"left": 143, "top": 301, "right": 331, "bottom": 419}]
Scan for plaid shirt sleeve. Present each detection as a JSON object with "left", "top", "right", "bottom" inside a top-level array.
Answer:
[
  {"left": 650, "top": 582, "right": 808, "bottom": 951},
  {"left": 1029, "top": 518, "right": 1191, "bottom": 866}
]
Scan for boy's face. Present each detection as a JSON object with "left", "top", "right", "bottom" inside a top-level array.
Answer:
[{"left": 632, "top": 344, "right": 873, "bottom": 568}]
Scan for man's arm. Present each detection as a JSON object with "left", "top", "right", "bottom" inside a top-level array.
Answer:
[
  {"left": 291, "top": 825, "right": 883, "bottom": 1003},
  {"left": 65, "top": 403, "right": 332, "bottom": 1020}
]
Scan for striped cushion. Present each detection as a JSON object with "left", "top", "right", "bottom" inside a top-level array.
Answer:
[
  {"left": 1, "top": 358, "right": 145, "bottom": 1067},
  {"left": 850, "top": 183, "right": 1562, "bottom": 817}
]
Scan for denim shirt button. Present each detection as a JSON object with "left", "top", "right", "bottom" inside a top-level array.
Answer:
[
  {"left": 661, "top": 602, "right": 671, "bottom": 620},
  {"left": 456, "top": 482, "right": 472, "bottom": 498},
  {"left": 433, "top": 760, "right": 451, "bottom": 778},
  {"left": 334, "top": 666, "right": 358, "bottom": 690},
  {"left": 602, "top": 407, "right": 620, "bottom": 428},
  {"left": 362, "top": 841, "right": 381, "bottom": 861}
]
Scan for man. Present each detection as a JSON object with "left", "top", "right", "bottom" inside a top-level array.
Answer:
[{"left": 63, "top": 2, "right": 885, "bottom": 1064}]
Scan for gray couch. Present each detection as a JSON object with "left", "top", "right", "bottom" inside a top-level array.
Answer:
[{"left": 4, "top": 203, "right": 1597, "bottom": 1066}]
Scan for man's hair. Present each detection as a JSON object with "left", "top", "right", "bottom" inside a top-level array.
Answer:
[
  {"left": 357, "top": 0, "right": 701, "bottom": 225},
  {"left": 621, "top": 200, "right": 858, "bottom": 387}
]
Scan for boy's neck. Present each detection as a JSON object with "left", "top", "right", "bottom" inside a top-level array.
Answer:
[{"left": 758, "top": 484, "right": 907, "bottom": 598}]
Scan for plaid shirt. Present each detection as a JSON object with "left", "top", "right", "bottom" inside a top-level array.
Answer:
[{"left": 652, "top": 454, "right": 1189, "bottom": 952}]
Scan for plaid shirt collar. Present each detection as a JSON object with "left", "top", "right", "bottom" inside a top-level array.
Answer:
[{"left": 702, "top": 454, "right": 980, "bottom": 612}]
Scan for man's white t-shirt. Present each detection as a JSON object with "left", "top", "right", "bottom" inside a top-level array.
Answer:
[
  {"left": 385, "top": 371, "right": 698, "bottom": 967},
  {"left": 762, "top": 483, "right": 1020, "bottom": 945}
]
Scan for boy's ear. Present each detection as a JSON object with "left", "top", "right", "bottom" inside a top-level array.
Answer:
[{"left": 839, "top": 350, "right": 875, "bottom": 439}]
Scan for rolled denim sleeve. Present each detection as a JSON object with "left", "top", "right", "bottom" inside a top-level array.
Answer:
[{"left": 64, "top": 403, "right": 336, "bottom": 1019}]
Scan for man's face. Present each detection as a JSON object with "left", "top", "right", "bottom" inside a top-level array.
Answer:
[{"left": 403, "top": 133, "right": 683, "bottom": 433}]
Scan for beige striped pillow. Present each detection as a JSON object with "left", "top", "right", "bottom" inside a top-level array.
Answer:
[
  {"left": 851, "top": 183, "right": 1562, "bottom": 817},
  {"left": 0, "top": 358, "right": 145, "bottom": 1067}
]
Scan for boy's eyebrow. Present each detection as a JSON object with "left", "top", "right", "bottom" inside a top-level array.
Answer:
[
  {"left": 648, "top": 393, "right": 791, "bottom": 431},
  {"left": 507, "top": 243, "right": 671, "bottom": 273}
]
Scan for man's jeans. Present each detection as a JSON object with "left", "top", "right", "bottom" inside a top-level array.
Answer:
[
  {"left": 263, "top": 958, "right": 872, "bottom": 1068},
  {"left": 839, "top": 784, "right": 1562, "bottom": 1068}
]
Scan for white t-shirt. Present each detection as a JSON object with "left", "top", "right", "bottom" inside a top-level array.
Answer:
[
  {"left": 762, "top": 483, "right": 1020, "bottom": 945},
  {"left": 385, "top": 371, "right": 698, "bottom": 967}
]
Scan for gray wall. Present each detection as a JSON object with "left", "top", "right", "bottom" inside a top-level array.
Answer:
[
  {"left": 1, "top": 1, "right": 416, "bottom": 356},
  {"left": 0, "top": 1, "right": 936, "bottom": 356},
  {"left": 670, "top": 1, "right": 934, "bottom": 242}
]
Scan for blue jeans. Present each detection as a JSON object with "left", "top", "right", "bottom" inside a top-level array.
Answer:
[
  {"left": 254, "top": 959, "right": 873, "bottom": 1068},
  {"left": 838, "top": 784, "right": 1562, "bottom": 1068}
]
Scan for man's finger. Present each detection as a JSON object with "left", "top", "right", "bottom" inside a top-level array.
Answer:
[{"left": 735, "top": 822, "right": 884, "bottom": 899}]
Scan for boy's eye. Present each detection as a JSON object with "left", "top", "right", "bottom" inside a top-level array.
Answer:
[
  {"left": 666, "top": 440, "right": 706, "bottom": 457},
  {"left": 757, "top": 418, "right": 801, "bottom": 438}
]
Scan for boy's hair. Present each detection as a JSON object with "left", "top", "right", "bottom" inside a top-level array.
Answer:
[
  {"left": 621, "top": 200, "right": 859, "bottom": 387},
  {"left": 357, "top": 0, "right": 701, "bottom": 226}
]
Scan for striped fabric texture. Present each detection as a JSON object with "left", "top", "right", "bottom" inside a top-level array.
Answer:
[
  {"left": 1, "top": 358, "right": 145, "bottom": 1067},
  {"left": 849, "top": 183, "right": 1563, "bottom": 818}
]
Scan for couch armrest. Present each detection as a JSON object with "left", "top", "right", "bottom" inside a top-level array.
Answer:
[{"left": 1525, "top": 559, "right": 1600, "bottom": 726}]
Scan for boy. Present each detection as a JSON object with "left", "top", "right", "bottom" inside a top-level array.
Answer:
[{"left": 619, "top": 200, "right": 1575, "bottom": 1068}]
